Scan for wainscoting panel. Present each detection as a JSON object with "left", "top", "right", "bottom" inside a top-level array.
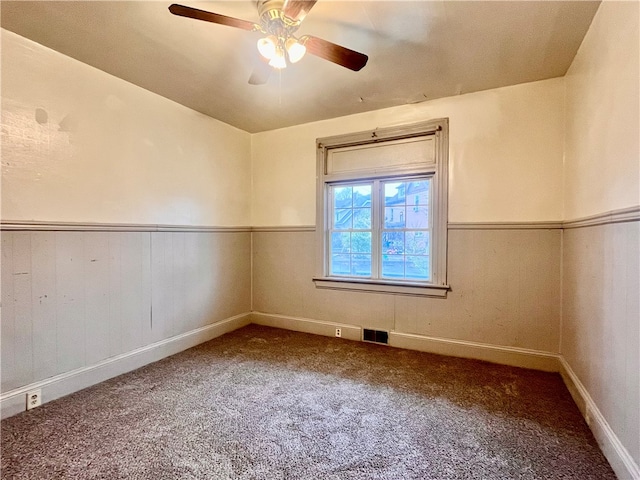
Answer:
[
  {"left": 0, "top": 314, "right": 250, "bottom": 419},
  {"left": 1, "top": 228, "right": 251, "bottom": 415},
  {"left": 83, "top": 232, "right": 112, "bottom": 366},
  {"left": 395, "top": 228, "right": 562, "bottom": 352},
  {"left": 562, "top": 220, "right": 640, "bottom": 475},
  {"left": 108, "top": 232, "right": 151, "bottom": 357},
  {"left": 252, "top": 227, "right": 562, "bottom": 355},
  {"left": 30, "top": 232, "right": 58, "bottom": 382}
]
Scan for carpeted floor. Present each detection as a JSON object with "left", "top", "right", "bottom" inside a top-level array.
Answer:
[{"left": 1, "top": 325, "right": 616, "bottom": 479}]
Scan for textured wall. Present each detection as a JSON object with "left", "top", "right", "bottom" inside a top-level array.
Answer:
[
  {"left": 252, "top": 228, "right": 561, "bottom": 353},
  {"left": 562, "top": 223, "right": 639, "bottom": 466},
  {"left": 0, "top": 30, "right": 253, "bottom": 410},
  {"left": 1, "top": 230, "right": 251, "bottom": 394},
  {"left": 563, "top": 2, "right": 640, "bottom": 220},
  {"left": 562, "top": 0, "right": 640, "bottom": 471},
  {"left": 251, "top": 78, "right": 565, "bottom": 226},
  {"left": 1, "top": 30, "right": 251, "bottom": 226}
]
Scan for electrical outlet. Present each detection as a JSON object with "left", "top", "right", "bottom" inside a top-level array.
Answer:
[
  {"left": 335, "top": 328, "right": 342, "bottom": 338},
  {"left": 26, "top": 389, "right": 42, "bottom": 410}
]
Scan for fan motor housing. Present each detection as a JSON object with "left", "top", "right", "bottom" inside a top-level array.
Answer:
[
  {"left": 257, "top": 0, "right": 300, "bottom": 32},
  {"left": 257, "top": 0, "right": 284, "bottom": 18}
]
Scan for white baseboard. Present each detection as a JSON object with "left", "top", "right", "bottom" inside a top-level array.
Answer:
[
  {"left": 0, "top": 313, "right": 251, "bottom": 420},
  {"left": 559, "top": 356, "right": 640, "bottom": 480},
  {"left": 250, "top": 312, "right": 558, "bottom": 371},
  {"left": 389, "top": 331, "right": 560, "bottom": 372},
  {"left": 251, "top": 312, "right": 362, "bottom": 341}
]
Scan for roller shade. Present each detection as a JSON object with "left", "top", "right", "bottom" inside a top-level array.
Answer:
[{"left": 326, "top": 135, "right": 435, "bottom": 175}]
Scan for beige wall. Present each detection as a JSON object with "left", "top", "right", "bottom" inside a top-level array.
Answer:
[
  {"left": 2, "top": 230, "right": 251, "bottom": 393},
  {"left": 563, "top": 1, "right": 640, "bottom": 220},
  {"left": 562, "top": 223, "right": 639, "bottom": 468},
  {"left": 251, "top": 77, "right": 565, "bottom": 226},
  {"left": 0, "top": 31, "right": 253, "bottom": 417},
  {"left": 253, "top": 228, "right": 561, "bottom": 354},
  {"left": 1, "top": 229, "right": 252, "bottom": 418},
  {"left": 1, "top": 30, "right": 252, "bottom": 227},
  {"left": 562, "top": 0, "right": 640, "bottom": 472}
]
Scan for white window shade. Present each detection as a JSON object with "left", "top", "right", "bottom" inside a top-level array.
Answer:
[{"left": 326, "top": 136, "right": 435, "bottom": 176}]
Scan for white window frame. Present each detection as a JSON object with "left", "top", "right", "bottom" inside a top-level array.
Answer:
[{"left": 314, "top": 118, "right": 449, "bottom": 297}]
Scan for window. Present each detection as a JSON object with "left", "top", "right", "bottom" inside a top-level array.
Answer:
[{"left": 314, "top": 119, "right": 449, "bottom": 297}]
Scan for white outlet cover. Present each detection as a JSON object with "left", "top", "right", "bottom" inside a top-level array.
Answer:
[{"left": 26, "top": 389, "right": 42, "bottom": 410}]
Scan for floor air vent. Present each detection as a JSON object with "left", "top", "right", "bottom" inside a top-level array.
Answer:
[{"left": 363, "top": 329, "right": 389, "bottom": 345}]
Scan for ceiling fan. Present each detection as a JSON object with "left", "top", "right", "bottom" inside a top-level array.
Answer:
[{"left": 168, "top": 0, "right": 368, "bottom": 85}]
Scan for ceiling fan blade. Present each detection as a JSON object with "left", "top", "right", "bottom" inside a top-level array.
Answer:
[
  {"left": 301, "top": 35, "right": 368, "bottom": 71},
  {"left": 248, "top": 59, "right": 272, "bottom": 85},
  {"left": 282, "top": 0, "right": 318, "bottom": 23},
  {"left": 168, "top": 4, "right": 259, "bottom": 31}
]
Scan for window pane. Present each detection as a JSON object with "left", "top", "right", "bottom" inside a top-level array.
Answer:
[
  {"left": 351, "top": 232, "right": 371, "bottom": 254},
  {"left": 331, "top": 232, "right": 350, "bottom": 253},
  {"left": 334, "top": 186, "right": 353, "bottom": 208},
  {"left": 381, "top": 255, "right": 404, "bottom": 278},
  {"left": 334, "top": 209, "right": 352, "bottom": 229},
  {"left": 406, "top": 255, "right": 430, "bottom": 280},
  {"left": 405, "top": 231, "right": 429, "bottom": 255},
  {"left": 384, "top": 207, "right": 406, "bottom": 228},
  {"left": 353, "top": 185, "right": 372, "bottom": 207},
  {"left": 382, "top": 231, "right": 405, "bottom": 254},
  {"left": 385, "top": 182, "right": 406, "bottom": 206},
  {"left": 331, "top": 254, "right": 350, "bottom": 275},
  {"left": 351, "top": 254, "right": 371, "bottom": 276},
  {"left": 408, "top": 180, "right": 430, "bottom": 205},
  {"left": 353, "top": 208, "right": 371, "bottom": 229},
  {"left": 406, "top": 206, "right": 428, "bottom": 228}
]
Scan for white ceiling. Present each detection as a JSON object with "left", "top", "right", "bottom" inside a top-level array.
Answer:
[{"left": 1, "top": 1, "right": 600, "bottom": 133}]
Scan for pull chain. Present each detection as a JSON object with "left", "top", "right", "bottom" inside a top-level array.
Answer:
[{"left": 278, "top": 68, "right": 282, "bottom": 106}]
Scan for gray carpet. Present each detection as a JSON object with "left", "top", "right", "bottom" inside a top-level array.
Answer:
[{"left": 2, "top": 325, "right": 615, "bottom": 479}]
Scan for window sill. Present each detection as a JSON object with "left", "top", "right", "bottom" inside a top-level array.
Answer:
[{"left": 312, "top": 277, "right": 449, "bottom": 297}]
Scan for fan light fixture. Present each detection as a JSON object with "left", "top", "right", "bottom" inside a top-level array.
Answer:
[
  {"left": 257, "top": 36, "right": 277, "bottom": 59},
  {"left": 269, "top": 44, "right": 287, "bottom": 69},
  {"left": 168, "top": 1, "right": 368, "bottom": 85},
  {"left": 256, "top": 35, "right": 306, "bottom": 68},
  {"left": 285, "top": 37, "right": 306, "bottom": 63}
]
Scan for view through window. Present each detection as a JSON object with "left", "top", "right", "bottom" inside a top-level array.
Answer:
[{"left": 330, "top": 179, "right": 432, "bottom": 281}]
